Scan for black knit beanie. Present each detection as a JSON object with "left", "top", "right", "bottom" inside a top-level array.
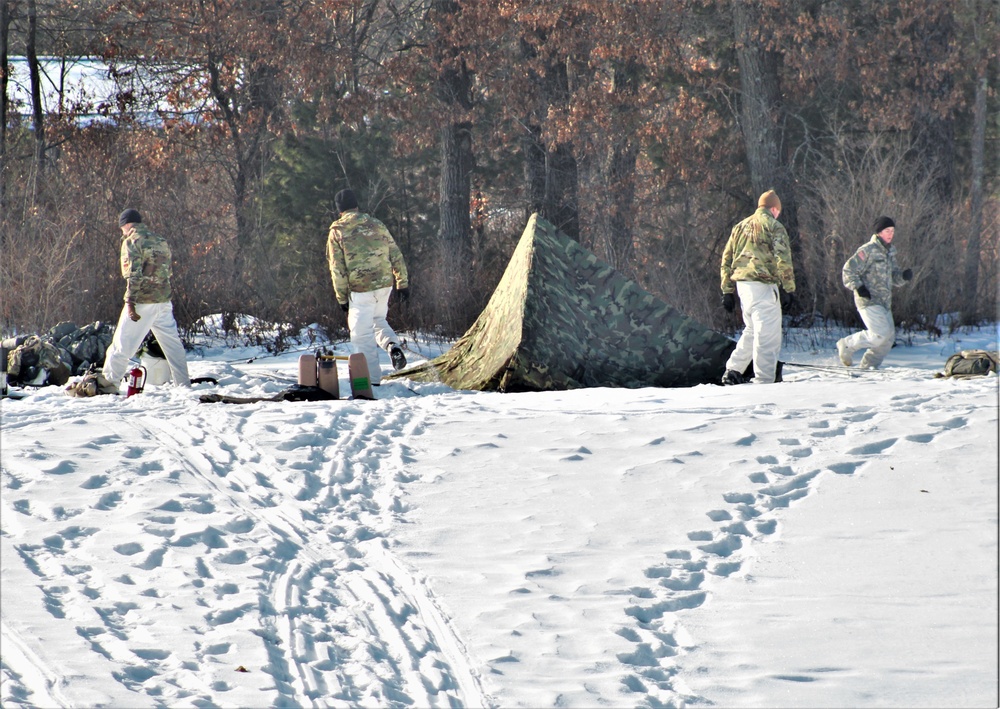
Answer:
[
  {"left": 873, "top": 216, "right": 895, "bottom": 234},
  {"left": 119, "top": 209, "right": 142, "bottom": 227},
  {"left": 335, "top": 189, "right": 358, "bottom": 213}
]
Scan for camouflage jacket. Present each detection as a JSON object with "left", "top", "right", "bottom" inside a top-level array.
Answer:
[
  {"left": 6, "top": 335, "right": 71, "bottom": 386},
  {"left": 121, "top": 223, "right": 172, "bottom": 304},
  {"left": 842, "top": 235, "right": 907, "bottom": 310},
  {"left": 326, "top": 211, "right": 408, "bottom": 304},
  {"left": 720, "top": 208, "right": 795, "bottom": 293}
]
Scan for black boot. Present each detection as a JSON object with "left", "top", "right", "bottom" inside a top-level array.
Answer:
[
  {"left": 389, "top": 344, "right": 406, "bottom": 371},
  {"left": 721, "top": 369, "right": 746, "bottom": 386}
]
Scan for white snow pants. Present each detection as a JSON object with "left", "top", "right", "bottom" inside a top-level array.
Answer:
[
  {"left": 843, "top": 304, "right": 895, "bottom": 369},
  {"left": 725, "top": 281, "right": 783, "bottom": 384},
  {"left": 347, "top": 286, "right": 398, "bottom": 385},
  {"left": 103, "top": 301, "right": 190, "bottom": 386}
]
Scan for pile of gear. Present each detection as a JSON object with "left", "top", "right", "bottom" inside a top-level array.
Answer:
[
  {"left": 935, "top": 350, "right": 999, "bottom": 379},
  {"left": 3, "top": 321, "right": 115, "bottom": 388}
]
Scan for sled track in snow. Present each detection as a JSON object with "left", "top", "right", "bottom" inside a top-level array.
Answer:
[
  {"left": 1, "top": 616, "right": 70, "bottom": 708},
  {"left": 134, "top": 400, "right": 490, "bottom": 708},
  {"left": 0, "top": 393, "right": 485, "bottom": 707}
]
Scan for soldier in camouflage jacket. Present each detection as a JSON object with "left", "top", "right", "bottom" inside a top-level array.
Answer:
[
  {"left": 101, "top": 209, "right": 190, "bottom": 389},
  {"left": 719, "top": 190, "right": 796, "bottom": 384},
  {"left": 837, "top": 216, "right": 912, "bottom": 369},
  {"left": 326, "top": 189, "right": 410, "bottom": 384}
]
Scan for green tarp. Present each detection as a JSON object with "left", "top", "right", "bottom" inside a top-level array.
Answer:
[{"left": 394, "top": 214, "right": 735, "bottom": 392}]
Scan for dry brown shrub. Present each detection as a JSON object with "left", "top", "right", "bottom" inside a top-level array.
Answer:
[{"left": 798, "top": 131, "right": 997, "bottom": 329}]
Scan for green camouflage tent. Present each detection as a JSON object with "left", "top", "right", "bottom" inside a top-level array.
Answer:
[{"left": 394, "top": 214, "right": 735, "bottom": 392}]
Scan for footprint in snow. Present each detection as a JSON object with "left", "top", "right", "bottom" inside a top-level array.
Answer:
[
  {"left": 86, "top": 434, "right": 122, "bottom": 447},
  {"left": 625, "top": 592, "right": 708, "bottom": 622},
  {"left": 762, "top": 487, "right": 810, "bottom": 510},
  {"left": 136, "top": 460, "right": 164, "bottom": 475},
  {"left": 94, "top": 491, "right": 122, "bottom": 511},
  {"left": 846, "top": 438, "right": 898, "bottom": 456},
  {"left": 80, "top": 474, "right": 108, "bottom": 489},
  {"left": 659, "top": 571, "right": 704, "bottom": 592},
  {"left": 114, "top": 542, "right": 144, "bottom": 556},
  {"left": 758, "top": 471, "right": 819, "bottom": 497},
  {"left": 697, "top": 534, "right": 742, "bottom": 558},
  {"left": 929, "top": 416, "right": 968, "bottom": 430},
  {"left": 710, "top": 560, "right": 742, "bottom": 577},
  {"left": 828, "top": 461, "right": 862, "bottom": 475},
  {"left": 43, "top": 460, "right": 77, "bottom": 475},
  {"left": 137, "top": 547, "right": 166, "bottom": 570}
]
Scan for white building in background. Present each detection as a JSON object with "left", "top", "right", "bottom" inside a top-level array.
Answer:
[{"left": 6, "top": 56, "right": 200, "bottom": 124}]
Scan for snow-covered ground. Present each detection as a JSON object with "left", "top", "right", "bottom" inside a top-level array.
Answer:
[{"left": 2, "top": 323, "right": 997, "bottom": 708}]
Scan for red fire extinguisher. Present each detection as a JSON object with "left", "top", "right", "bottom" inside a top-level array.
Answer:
[{"left": 126, "top": 365, "right": 147, "bottom": 398}]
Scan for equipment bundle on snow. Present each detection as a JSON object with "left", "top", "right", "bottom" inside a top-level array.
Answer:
[
  {"left": 391, "top": 214, "right": 735, "bottom": 392},
  {"left": 3, "top": 322, "right": 115, "bottom": 388},
  {"left": 65, "top": 366, "right": 120, "bottom": 397},
  {"left": 139, "top": 332, "right": 173, "bottom": 384},
  {"left": 199, "top": 386, "right": 337, "bottom": 405},
  {"left": 297, "top": 351, "right": 375, "bottom": 400},
  {"left": 5, "top": 335, "right": 72, "bottom": 386},
  {"left": 935, "top": 350, "right": 999, "bottom": 379},
  {"left": 200, "top": 351, "right": 375, "bottom": 405}
]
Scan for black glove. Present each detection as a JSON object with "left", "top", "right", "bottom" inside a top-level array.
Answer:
[
  {"left": 779, "top": 289, "right": 794, "bottom": 309},
  {"left": 902, "top": 268, "right": 913, "bottom": 281},
  {"left": 397, "top": 287, "right": 410, "bottom": 303},
  {"left": 721, "top": 292, "right": 736, "bottom": 313},
  {"left": 340, "top": 302, "right": 349, "bottom": 313},
  {"left": 856, "top": 285, "right": 871, "bottom": 299}
]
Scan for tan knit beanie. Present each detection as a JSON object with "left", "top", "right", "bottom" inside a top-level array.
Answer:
[{"left": 758, "top": 189, "right": 781, "bottom": 211}]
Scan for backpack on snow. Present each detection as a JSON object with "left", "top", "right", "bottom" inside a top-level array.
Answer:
[
  {"left": 7, "top": 335, "right": 71, "bottom": 386},
  {"left": 65, "top": 366, "right": 120, "bottom": 397},
  {"left": 935, "top": 350, "right": 999, "bottom": 379}
]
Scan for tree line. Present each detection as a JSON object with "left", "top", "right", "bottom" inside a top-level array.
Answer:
[{"left": 1, "top": 0, "right": 997, "bottom": 342}]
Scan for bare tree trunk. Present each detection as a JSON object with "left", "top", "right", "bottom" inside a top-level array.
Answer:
[
  {"left": 912, "top": 10, "right": 957, "bottom": 203},
  {"left": 26, "top": 0, "right": 44, "bottom": 192},
  {"left": 433, "top": 0, "right": 473, "bottom": 262},
  {"left": 731, "top": 1, "right": 798, "bottom": 249},
  {"left": 544, "top": 140, "right": 579, "bottom": 241},
  {"left": 604, "top": 60, "right": 641, "bottom": 274},
  {"left": 522, "top": 122, "right": 579, "bottom": 241},
  {"left": 963, "top": 5, "right": 989, "bottom": 323},
  {"left": 516, "top": 32, "right": 579, "bottom": 240},
  {"left": 606, "top": 140, "right": 638, "bottom": 272},
  {"left": 0, "top": 0, "right": 12, "bottom": 211},
  {"left": 206, "top": 55, "right": 281, "bottom": 302},
  {"left": 439, "top": 120, "right": 473, "bottom": 255},
  {"left": 522, "top": 121, "right": 545, "bottom": 223},
  {"left": 434, "top": 119, "right": 474, "bottom": 331},
  {"left": 541, "top": 58, "right": 579, "bottom": 241},
  {"left": 431, "top": 0, "right": 475, "bottom": 330}
]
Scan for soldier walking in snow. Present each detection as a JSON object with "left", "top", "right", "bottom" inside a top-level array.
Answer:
[
  {"left": 837, "top": 216, "right": 913, "bottom": 369},
  {"left": 102, "top": 209, "right": 190, "bottom": 388},
  {"left": 719, "top": 189, "right": 796, "bottom": 385},
  {"left": 326, "top": 189, "right": 409, "bottom": 385}
]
